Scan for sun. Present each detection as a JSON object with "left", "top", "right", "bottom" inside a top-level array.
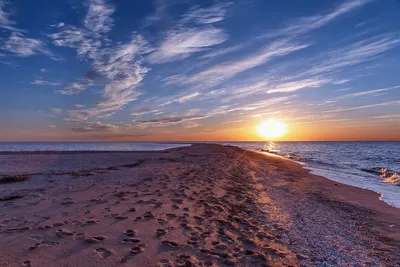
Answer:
[{"left": 257, "top": 119, "right": 287, "bottom": 139}]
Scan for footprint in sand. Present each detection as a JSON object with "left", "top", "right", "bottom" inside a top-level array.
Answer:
[
  {"left": 56, "top": 229, "right": 74, "bottom": 236},
  {"left": 28, "top": 243, "right": 40, "bottom": 251},
  {"left": 114, "top": 215, "right": 128, "bottom": 220},
  {"left": 131, "top": 245, "right": 144, "bottom": 254},
  {"left": 95, "top": 248, "right": 111, "bottom": 258},
  {"left": 155, "top": 229, "right": 167, "bottom": 238},
  {"left": 161, "top": 240, "right": 179, "bottom": 248},
  {"left": 121, "top": 238, "right": 141, "bottom": 244},
  {"left": 125, "top": 229, "right": 135, "bottom": 236},
  {"left": 92, "top": 236, "right": 106, "bottom": 241},
  {"left": 157, "top": 218, "right": 168, "bottom": 225},
  {"left": 21, "top": 260, "right": 31, "bottom": 267},
  {"left": 85, "top": 238, "right": 100, "bottom": 244},
  {"left": 143, "top": 212, "right": 154, "bottom": 220}
]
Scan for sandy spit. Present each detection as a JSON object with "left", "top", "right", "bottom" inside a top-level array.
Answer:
[{"left": 0, "top": 144, "right": 399, "bottom": 267}]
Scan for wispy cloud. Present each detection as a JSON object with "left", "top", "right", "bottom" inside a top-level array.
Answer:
[
  {"left": 147, "top": 3, "right": 231, "bottom": 64},
  {"left": 49, "top": 0, "right": 115, "bottom": 59},
  {"left": 221, "top": 77, "right": 326, "bottom": 102},
  {"left": 335, "top": 85, "right": 400, "bottom": 99},
  {"left": 92, "top": 35, "right": 149, "bottom": 114},
  {"left": 248, "top": 110, "right": 281, "bottom": 118},
  {"left": 0, "top": 0, "right": 20, "bottom": 31},
  {"left": 51, "top": 0, "right": 150, "bottom": 122},
  {"left": 137, "top": 114, "right": 207, "bottom": 127},
  {"left": 64, "top": 109, "right": 93, "bottom": 122},
  {"left": 49, "top": 25, "right": 99, "bottom": 59},
  {"left": 131, "top": 108, "right": 160, "bottom": 116},
  {"left": 302, "top": 34, "right": 400, "bottom": 77},
  {"left": 373, "top": 114, "right": 400, "bottom": 119},
  {"left": 84, "top": 0, "right": 114, "bottom": 34},
  {"left": 264, "top": 0, "right": 372, "bottom": 38},
  {"left": 221, "top": 120, "right": 245, "bottom": 124},
  {"left": 48, "top": 125, "right": 57, "bottom": 128},
  {"left": 71, "top": 121, "right": 119, "bottom": 132},
  {"left": 308, "top": 100, "right": 337, "bottom": 107},
  {"left": 58, "top": 79, "right": 93, "bottom": 95},
  {"left": 324, "top": 100, "right": 400, "bottom": 113},
  {"left": 148, "top": 27, "right": 227, "bottom": 64},
  {"left": 1, "top": 32, "right": 55, "bottom": 58},
  {"left": 332, "top": 79, "right": 350, "bottom": 85},
  {"left": 31, "top": 79, "right": 61, "bottom": 86},
  {"left": 167, "top": 39, "right": 309, "bottom": 89},
  {"left": 183, "top": 121, "right": 201, "bottom": 128},
  {"left": 207, "top": 96, "right": 291, "bottom": 116},
  {"left": 0, "top": 2, "right": 56, "bottom": 59},
  {"left": 182, "top": 2, "right": 232, "bottom": 24},
  {"left": 58, "top": 69, "right": 103, "bottom": 95},
  {"left": 267, "top": 78, "right": 328, "bottom": 94},
  {"left": 133, "top": 96, "right": 290, "bottom": 128},
  {"left": 200, "top": 44, "right": 244, "bottom": 59},
  {"left": 159, "top": 92, "right": 200, "bottom": 106}
]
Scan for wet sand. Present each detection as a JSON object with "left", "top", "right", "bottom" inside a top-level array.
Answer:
[{"left": 0, "top": 144, "right": 399, "bottom": 266}]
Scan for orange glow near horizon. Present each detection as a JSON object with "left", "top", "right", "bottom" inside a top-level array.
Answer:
[{"left": 1, "top": 118, "right": 400, "bottom": 142}]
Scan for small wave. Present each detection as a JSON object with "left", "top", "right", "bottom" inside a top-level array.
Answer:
[
  {"left": 361, "top": 167, "right": 400, "bottom": 185},
  {"left": 258, "top": 149, "right": 280, "bottom": 155},
  {"left": 285, "top": 152, "right": 303, "bottom": 161},
  {"left": 382, "top": 173, "right": 400, "bottom": 185},
  {"left": 360, "top": 167, "right": 387, "bottom": 175}
]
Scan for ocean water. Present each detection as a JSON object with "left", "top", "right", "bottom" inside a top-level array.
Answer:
[
  {"left": 0, "top": 142, "right": 190, "bottom": 152},
  {"left": 219, "top": 142, "right": 400, "bottom": 208},
  {"left": 0, "top": 141, "right": 399, "bottom": 208}
]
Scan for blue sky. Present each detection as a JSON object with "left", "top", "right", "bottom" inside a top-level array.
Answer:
[{"left": 1, "top": 0, "right": 400, "bottom": 141}]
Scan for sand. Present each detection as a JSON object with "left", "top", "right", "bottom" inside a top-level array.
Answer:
[{"left": 0, "top": 144, "right": 399, "bottom": 266}]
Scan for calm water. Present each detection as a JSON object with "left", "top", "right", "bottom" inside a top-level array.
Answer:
[
  {"left": 0, "top": 141, "right": 399, "bottom": 207},
  {"left": 0, "top": 142, "right": 190, "bottom": 152},
  {"left": 220, "top": 142, "right": 400, "bottom": 208}
]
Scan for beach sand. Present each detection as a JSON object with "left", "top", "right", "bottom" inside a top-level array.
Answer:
[{"left": 0, "top": 144, "right": 399, "bottom": 266}]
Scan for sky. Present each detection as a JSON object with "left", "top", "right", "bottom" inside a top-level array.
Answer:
[{"left": 1, "top": 0, "right": 400, "bottom": 141}]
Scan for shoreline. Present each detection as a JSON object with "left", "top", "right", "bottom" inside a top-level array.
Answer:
[
  {"left": 255, "top": 148, "right": 400, "bottom": 209},
  {"left": 251, "top": 146, "right": 400, "bottom": 217},
  {"left": 0, "top": 144, "right": 399, "bottom": 266}
]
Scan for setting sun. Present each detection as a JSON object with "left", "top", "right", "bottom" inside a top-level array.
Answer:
[{"left": 257, "top": 119, "right": 287, "bottom": 139}]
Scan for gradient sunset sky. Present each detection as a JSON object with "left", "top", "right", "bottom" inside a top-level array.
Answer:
[{"left": 1, "top": 0, "right": 400, "bottom": 141}]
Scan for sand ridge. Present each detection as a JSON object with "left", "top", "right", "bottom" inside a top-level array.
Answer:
[{"left": 0, "top": 144, "right": 399, "bottom": 266}]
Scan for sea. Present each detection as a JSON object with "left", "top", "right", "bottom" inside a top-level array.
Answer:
[{"left": 0, "top": 141, "right": 399, "bottom": 208}]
